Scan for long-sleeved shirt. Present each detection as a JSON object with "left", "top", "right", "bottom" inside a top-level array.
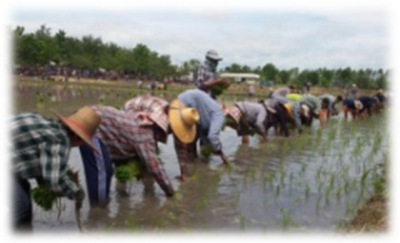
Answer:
[
  {"left": 235, "top": 101, "right": 267, "bottom": 135},
  {"left": 273, "top": 96, "right": 301, "bottom": 130},
  {"left": 272, "top": 87, "right": 290, "bottom": 98},
  {"left": 178, "top": 89, "right": 225, "bottom": 152},
  {"left": 11, "top": 113, "right": 80, "bottom": 199},
  {"left": 318, "top": 94, "right": 336, "bottom": 111},
  {"left": 195, "top": 61, "right": 217, "bottom": 91},
  {"left": 358, "top": 96, "right": 375, "bottom": 116},
  {"left": 91, "top": 105, "right": 174, "bottom": 196},
  {"left": 343, "top": 98, "right": 356, "bottom": 109},
  {"left": 299, "top": 94, "right": 321, "bottom": 115}
]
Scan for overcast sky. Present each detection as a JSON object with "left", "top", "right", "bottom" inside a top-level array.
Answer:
[{"left": 5, "top": 0, "right": 397, "bottom": 71}]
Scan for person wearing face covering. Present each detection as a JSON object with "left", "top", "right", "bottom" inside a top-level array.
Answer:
[{"left": 194, "top": 50, "right": 230, "bottom": 99}]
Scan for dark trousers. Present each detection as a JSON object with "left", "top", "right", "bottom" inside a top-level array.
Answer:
[
  {"left": 14, "top": 176, "right": 32, "bottom": 231},
  {"left": 79, "top": 136, "right": 113, "bottom": 207}
]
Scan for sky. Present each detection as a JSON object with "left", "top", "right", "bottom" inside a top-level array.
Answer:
[
  {"left": 5, "top": 0, "right": 397, "bottom": 71},
  {"left": 1, "top": 0, "right": 400, "bottom": 242}
]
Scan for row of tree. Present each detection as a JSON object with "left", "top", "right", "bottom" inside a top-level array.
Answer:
[{"left": 12, "top": 25, "right": 389, "bottom": 89}]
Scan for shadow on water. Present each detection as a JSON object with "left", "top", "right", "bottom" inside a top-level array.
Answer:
[{"left": 13, "top": 81, "right": 389, "bottom": 232}]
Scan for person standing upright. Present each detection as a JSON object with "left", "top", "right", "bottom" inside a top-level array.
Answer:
[{"left": 194, "top": 50, "right": 230, "bottom": 99}]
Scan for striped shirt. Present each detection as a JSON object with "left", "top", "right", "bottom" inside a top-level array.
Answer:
[
  {"left": 91, "top": 105, "right": 174, "bottom": 196},
  {"left": 178, "top": 89, "right": 225, "bottom": 152},
  {"left": 11, "top": 113, "right": 80, "bottom": 199},
  {"left": 235, "top": 101, "right": 267, "bottom": 134}
]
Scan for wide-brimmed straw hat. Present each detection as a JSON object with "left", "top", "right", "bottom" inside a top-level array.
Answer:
[
  {"left": 52, "top": 106, "right": 101, "bottom": 152},
  {"left": 223, "top": 106, "right": 242, "bottom": 124},
  {"left": 168, "top": 99, "right": 199, "bottom": 143},
  {"left": 354, "top": 100, "right": 363, "bottom": 110}
]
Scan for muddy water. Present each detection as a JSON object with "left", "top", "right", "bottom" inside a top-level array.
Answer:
[{"left": 13, "top": 82, "right": 389, "bottom": 232}]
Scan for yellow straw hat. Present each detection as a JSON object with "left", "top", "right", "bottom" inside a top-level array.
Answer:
[
  {"left": 168, "top": 99, "right": 199, "bottom": 143},
  {"left": 52, "top": 106, "right": 101, "bottom": 152}
]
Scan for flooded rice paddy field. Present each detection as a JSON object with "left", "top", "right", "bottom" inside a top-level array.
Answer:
[{"left": 13, "top": 81, "right": 389, "bottom": 233}]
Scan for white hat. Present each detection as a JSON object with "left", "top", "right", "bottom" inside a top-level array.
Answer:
[
  {"left": 301, "top": 104, "right": 310, "bottom": 119},
  {"left": 354, "top": 100, "right": 363, "bottom": 110},
  {"left": 206, "top": 50, "right": 223, "bottom": 61}
]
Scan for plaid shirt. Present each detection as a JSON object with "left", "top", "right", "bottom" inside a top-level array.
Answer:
[
  {"left": 123, "top": 95, "right": 169, "bottom": 134},
  {"left": 91, "top": 105, "right": 174, "bottom": 196},
  {"left": 195, "top": 62, "right": 217, "bottom": 90},
  {"left": 11, "top": 113, "right": 80, "bottom": 199}
]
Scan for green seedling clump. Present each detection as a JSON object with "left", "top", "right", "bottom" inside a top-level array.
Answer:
[
  {"left": 115, "top": 159, "right": 142, "bottom": 183},
  {"left": 31, "top": 187, "right": 57, "bottom": 211},
  {"left": 200, "top": 145, "right": 214, "bottom": 159},
  {"left": 210, "top": 84, "right": 228, "bottom": 96}
]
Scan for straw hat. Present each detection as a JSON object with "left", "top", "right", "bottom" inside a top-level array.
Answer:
[
  {"left": 300, "top": 104, "right": 310, "bottom": 119},
  {"left": 223, "top": 106, "right": 242, "bottom": 124},
  {"left": 168, "top": 99, "right": 199, "bottom": 143},
  {"left": 52, "top": 106, "right": 101, "bottom": 152},
  {"left": 354, "top": 100, "right": 363, "bottom": 110}
]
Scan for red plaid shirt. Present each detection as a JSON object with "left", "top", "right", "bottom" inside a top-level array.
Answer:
[
  {"left": 123, "top": 95, "right": 169, "bottom": 134},
  {"left": 91, "top": 105, "right": 174, "bottom": 196}
]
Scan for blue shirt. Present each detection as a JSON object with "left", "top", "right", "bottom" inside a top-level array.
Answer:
[{"left": 178, "top": 89, "right": 225, "bottom": 152}]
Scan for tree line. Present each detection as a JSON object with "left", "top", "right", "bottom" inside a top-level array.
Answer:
[{"left": 13, "top": 25, "right": 389, "bottom": 89}]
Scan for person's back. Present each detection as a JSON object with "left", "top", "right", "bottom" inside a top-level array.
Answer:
[
  {"left": 178, "top": 89, "right": 223, "bottom": 130},
  {"left": 12, "top": 113, "right": 69, "bottom": 179}
]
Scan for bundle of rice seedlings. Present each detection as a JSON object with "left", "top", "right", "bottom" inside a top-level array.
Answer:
[
  {"left": 115, "top": 159, "right": 142, "bottom": 183},
  {"left": 32, "top": 170, "right": 80, "bottom": 211},
  {"left": 31, "top": 187, "right": 57, "bottom": 211},
  {"left": 210, "top": 84, "right": 228, "bottom": 96},
  {"left": 200, "top": 145, "right": 214, "bottom": 159}
]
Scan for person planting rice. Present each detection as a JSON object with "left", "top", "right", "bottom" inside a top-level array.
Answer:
[
  {"left": 259, "top": 98, "right": 291, "bottom": 137},
  {"left": 286, "top": 93, "right": 302, "bottom": 102},
  {"left": 170, "top": 89, "right": 229, "bottom": 168},
  {"left": 79, "top": 105, "right": 197, "bottom": 206},
  {"left": 298, "top": 94, "right": 327, "bottom": 128},
  {"left": 318, "top": 94, "right": 343, "bottom": 120},
  {"left": 272, "top": 96, "right": 311, "bottom": 135},
  {"left": 194, "top": 50, "right": 230, "bottom": 99},
  {"left": 11, "top": 107, "right": 100, "bottom": 231},
  {"left": 223, "top": 101, "right": 271, "bottom": 144},
  {"left": 342, "top": 98, "right": 363, "bottom": 120},
  {"left": 372, "top": 90, "right": 386, "bottom": 112},
  {"left": 357, "top": 95, "right": 379, "bottom": 118}
]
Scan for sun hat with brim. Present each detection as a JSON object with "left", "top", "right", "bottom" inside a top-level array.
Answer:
[
  {"left": 300, "top": 104, "right": 310, "bottom": 119},
  {"left": 52, "top": 106, "right": 101, "bottom": 153},
  {"left": 168, "top": 99, "right": 199, "bottom": 143},
  {"left": 223, "top": 106, "right": 242, "bottom": 124},
  {"left": 262, "top": 99, "right": 277, "bottom": 114},
  {"left": 134, "top": 111, "right": 169, "bottom": 135},
  {"left": 206, "top": 50, "right": 223, "bottom": 61},
  {"left": 354, "top": 100, "right": 363, "bottom": 110}
]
